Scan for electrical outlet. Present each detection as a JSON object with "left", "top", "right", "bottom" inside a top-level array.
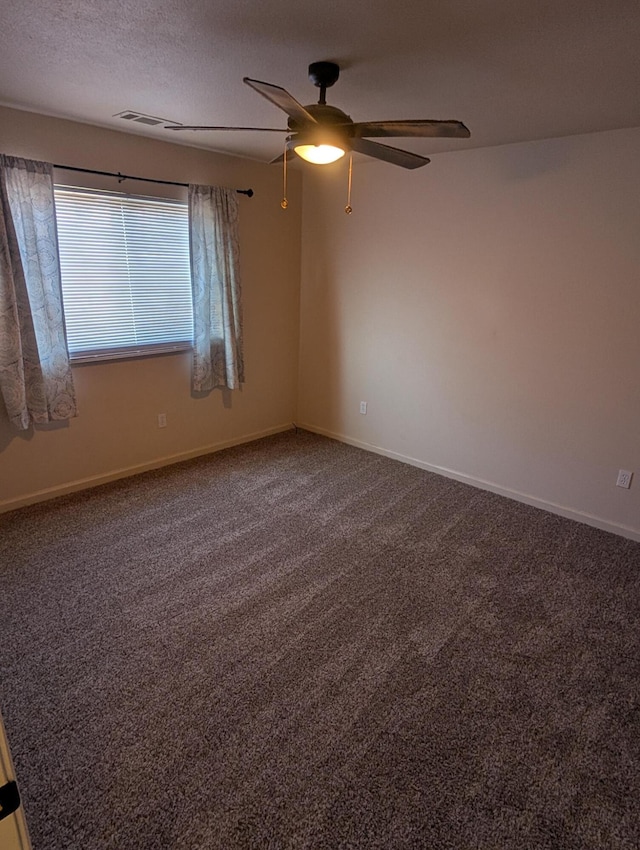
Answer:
[
  {"left": 359, "top": 401, "right": 367, "bottom": 415},
  {"left": 616, "top": 469, "right": 633, "bottom": 489},
  {"left": 157, "top": 413, "right": 167, "bottom": 428}
]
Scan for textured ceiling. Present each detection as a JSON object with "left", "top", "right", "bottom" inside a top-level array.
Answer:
[{"left": 1, "top": 0, "right": 639, "bottom": 163}]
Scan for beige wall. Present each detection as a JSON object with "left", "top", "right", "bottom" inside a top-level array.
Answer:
[
  {"left": 297, "top": 127, "right": 640, "bottom": 540},
  {"left": 0, "top": 107, "right": 302, "bottom": 508}
]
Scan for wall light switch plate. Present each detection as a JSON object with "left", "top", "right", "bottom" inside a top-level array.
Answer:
[
  {"left": 359, "top": 401, "right": 367, "bottom": 415},
  {"left": 158, "top": 413, "right": 167, "bottom": 428},
  {"left": 616, "top": 469, "right": 633, "bottom": 489}
]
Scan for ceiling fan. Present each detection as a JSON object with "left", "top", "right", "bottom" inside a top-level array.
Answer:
[{"left": 166, "top": 61, "right": 470, "bottom": 169}]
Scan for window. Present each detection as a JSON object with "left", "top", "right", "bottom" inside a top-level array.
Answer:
[{"left": 54, "top": 186, "right": 193, "bottom": 362}]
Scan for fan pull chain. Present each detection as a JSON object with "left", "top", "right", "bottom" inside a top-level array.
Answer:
[
  {"left": 345, "top": 154, "right": 353, "bottom": 214},
  {"left": 281, "top": 142, "right": 288, "bottom": 210}
]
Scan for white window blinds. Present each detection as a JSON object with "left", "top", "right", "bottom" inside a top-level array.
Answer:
[{"left": 54, "top": 187, "right": 193, "bottom": 361}]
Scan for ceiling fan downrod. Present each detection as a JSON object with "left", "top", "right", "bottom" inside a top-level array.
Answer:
[{"left": 308, "top": 61, "right": 340, "bottom": 105}]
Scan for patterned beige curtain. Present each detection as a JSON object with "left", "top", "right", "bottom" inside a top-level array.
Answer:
[
  {"left": 188, "top": 185, "right": 244, "bottom": 392},
  {"left": 0, "top": 155, "right": 77, "bottom": 430}
]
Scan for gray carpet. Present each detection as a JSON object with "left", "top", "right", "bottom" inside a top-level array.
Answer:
[{"left": 1, "top": 429, "right": 639, "bottom": 849}]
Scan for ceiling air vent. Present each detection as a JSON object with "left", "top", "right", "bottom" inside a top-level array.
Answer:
[{"left": 113, "top": 110, "right": 179, "bottom": 127}]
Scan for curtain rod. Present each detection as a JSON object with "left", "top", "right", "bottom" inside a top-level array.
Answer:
[{"left": 53, "top": 164, "right": 254, "bottom": 197}]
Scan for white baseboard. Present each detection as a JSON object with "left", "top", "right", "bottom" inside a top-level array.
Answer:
[
  {"left": 297, "top": 422, "right": 640, "bottom": 544},
  {"left": 0, "top": 423, "right": 294, "bottom": 514}
]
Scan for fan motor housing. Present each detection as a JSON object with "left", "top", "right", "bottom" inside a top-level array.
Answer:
[{"left": 288, "top": 103, "right": 353, "bottom": 134}]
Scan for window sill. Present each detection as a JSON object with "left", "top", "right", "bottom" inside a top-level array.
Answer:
[{"left": 70, "top": 342, "right": 192, "bottom": 365}]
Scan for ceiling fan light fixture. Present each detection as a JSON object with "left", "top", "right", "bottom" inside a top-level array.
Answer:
[
  {"left": 293, "top": 143, "right": 346, "bottom": 164},
  {"left": 288, "top": 127, "right": 349, "bottom": 165}
]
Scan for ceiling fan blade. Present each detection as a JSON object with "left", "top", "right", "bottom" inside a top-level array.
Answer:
[
  {"left": 269, "top": 149, "right": 297, "bottom": 165},
  {"left": 243, "top": 78, "right": 318, "bottom": 126},
  {"left": 165, "top": 125, "right": 287, "bottom": 132},
  {"left": 351, "top": 138, "right": 430, "bottom": 169},
  {"left": 351, "top": 120, "right": 470, "bottom": 139}
]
